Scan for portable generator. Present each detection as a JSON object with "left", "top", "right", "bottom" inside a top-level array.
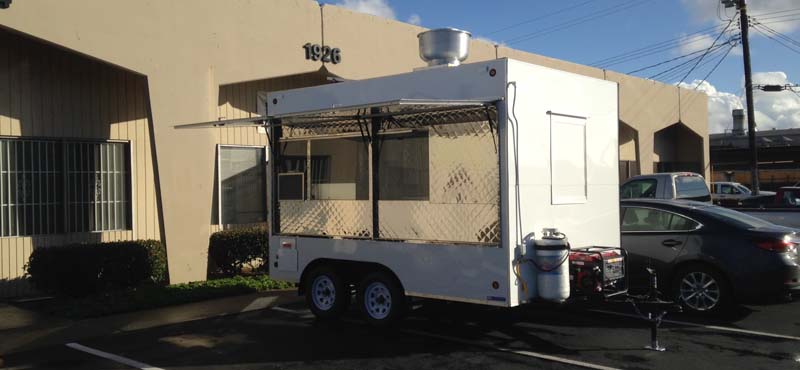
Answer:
[{"left": 568, "top": 247, "right": 627, "bottom": 298}]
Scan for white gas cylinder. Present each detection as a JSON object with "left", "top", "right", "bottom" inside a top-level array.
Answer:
[{"left": 534, "top": 228, "right": 570, "bottom": 302}]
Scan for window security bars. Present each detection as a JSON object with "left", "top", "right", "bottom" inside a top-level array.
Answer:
[{"left": 0, "top": 139, "right": 131, "bottom": 237}]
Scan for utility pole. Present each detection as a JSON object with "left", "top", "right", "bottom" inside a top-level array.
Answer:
[{"left": 724, "top": 0, "right": 759, "bottom": 194}]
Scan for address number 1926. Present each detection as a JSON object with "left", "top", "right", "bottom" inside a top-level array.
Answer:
[{"left": 303, "top": 43, "right": 342, "bottom": 64}]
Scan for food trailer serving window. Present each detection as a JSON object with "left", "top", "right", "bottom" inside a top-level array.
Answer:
[
  {"left": 272, "top": 100, "right": 500, "bottom": 245},
  {"left": 379, "top": 132, "right": 429, "bottom": 201}
]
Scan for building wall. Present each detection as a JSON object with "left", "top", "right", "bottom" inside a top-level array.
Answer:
[
  {"left": 0, "top": 0, "right": 709, "bottom": 290},
  {"left": 0, "top": 30, "right": 160, "bottom": 296}
]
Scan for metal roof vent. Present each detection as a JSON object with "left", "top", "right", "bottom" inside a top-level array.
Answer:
[
  {"left": 732, "top": 109, "right": 745, "bottom": 136},
  {"left": 417, "top": 28, "right": 471, "bottom": 67}
]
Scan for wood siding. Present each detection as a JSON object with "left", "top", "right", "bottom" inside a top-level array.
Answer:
[{"left": 0, "top": 31, "right": 160, "bottom": 297}]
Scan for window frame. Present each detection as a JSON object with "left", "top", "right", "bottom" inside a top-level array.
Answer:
[
  {"left": 620, "top": 206, "right": 703, "bottom": 234},
  {"left": 217, "top": 144, "right": 268, "bottom": 228},
  {"left": 0, "top": 137, "right": 133, "bottom": 237}
]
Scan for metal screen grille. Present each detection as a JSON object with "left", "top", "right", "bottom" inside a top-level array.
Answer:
[
  {"left": 0, "top": 139, "right": 131, "bottom": 237},
  {"left": 65, "top": 142, "right": 130, "bottom": 233},
  {"left": 275, "top": 103, "right": 500, "bottom": 245},
  {"left": 0, "top": 140, "right": 63, "bottom": 236}
]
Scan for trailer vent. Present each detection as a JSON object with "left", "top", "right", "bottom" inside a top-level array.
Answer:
[{"left": 417, "top": 28, "right": 471, "bottom": 67}]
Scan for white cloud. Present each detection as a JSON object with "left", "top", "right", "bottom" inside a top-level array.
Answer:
[
  {"left": 681, "top": 0, "right": 799, "bottom": 33},
  {"left": 679, "top": 71, "right": 800, "bottom": 133},
  {"left": 751, "top": 71, "right": 800, "bottom": 130},
  {"left": 334, "top": 0, "right": 422, "bottom": 26},
  {"left": 677, "top": 33, "right": 715, "bottom": 55},
  {"left": 680, "top": 80, "right": 744, "bottom": 134},
  {"left": 334, "top": 0, "right": 395, "bottom": 19}
]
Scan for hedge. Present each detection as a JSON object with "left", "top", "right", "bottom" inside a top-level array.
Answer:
[
  {"left": 26, "top": 240, "right": 167, "bottom": 297},
  {"left": 208, "top": 227, "right": 269, "bottom": 276}
]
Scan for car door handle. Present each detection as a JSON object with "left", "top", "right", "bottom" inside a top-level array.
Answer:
[{"left": 662, "top": 239, "right": 683, "bottom": 247}]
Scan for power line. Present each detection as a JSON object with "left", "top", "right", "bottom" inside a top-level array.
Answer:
[
  {"left": 653, "top": 44, "right": 731, "bottom": 81},
  {"left": 626, "top": 42, "right": 728, "bottom": 74},
  {"left": 749, "top": 7, "right": 800, "bottom": 17},
  {"left": 594, "top": 26, "right": 728, "bottom": 68},
  {"left": 660, "top": 39, "right": 736, "bottom": 82},
  {"left": 750, "top": 18, "right": 800, "bottom": 48},
  {"left": 677, "top": 18, "right": 736, "bottom": 85},
  {"left": 758, "top": 18, "right": 800, "bottom": 25},
  {"left": 750, "top": 23, "right": 800, "bottom": 55},
  {"left": 750, "top": 11, "right": 800, "bottom": 21},
  {"left": 648, "top": 43, "right": 729, "bottom": 80},
  {"left": 505, "top": 0, "right": 654, "bottom": 46},
  {"left": 692, "top": 43, "right": 736, "bottom": 91},
  {"left": 485, "top": 0, "right": 596, "bottom": 36},
  {"left": 588, "top": 23, "right": 728, "bottom": 67}
]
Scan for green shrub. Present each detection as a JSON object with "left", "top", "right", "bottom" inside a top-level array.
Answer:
[
  {"left": 208, "top": 227, "right": 269, "bottom": 276},
  {"left": 25, "top": 240, "right": 167, "bottom": 297}
]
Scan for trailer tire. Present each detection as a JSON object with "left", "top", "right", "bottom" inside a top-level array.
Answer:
[
  {"left": 357, "top": 271, "right": 406, "bottom": 326},
  {"left": 305, "top": 266, "right": 350, "bottom": 320}
]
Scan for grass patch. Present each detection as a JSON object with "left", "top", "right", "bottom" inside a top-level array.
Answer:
[{"left": 24, "top": 275, "right": 295, "bottom": 319}]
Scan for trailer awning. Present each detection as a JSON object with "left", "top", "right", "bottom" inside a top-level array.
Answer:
[
  {"left": 278, "top": 98, "right": 500, "bottom": 139},
  {"left": 174, "top": 97, "right": 502, "bottom": 131}
]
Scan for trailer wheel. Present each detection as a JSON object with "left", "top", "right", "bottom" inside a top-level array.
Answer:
[
  {"left": 305, "top": 266, "right": 349, "bottom": 320},
  {"left": 357, "top": 271, "right": 406, "bottom": 325}
]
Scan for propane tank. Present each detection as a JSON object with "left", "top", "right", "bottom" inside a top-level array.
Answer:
[{"left": 534, "top": 228, "right": 571, "bottom": 302}]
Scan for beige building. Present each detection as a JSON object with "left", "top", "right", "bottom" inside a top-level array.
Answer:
[{"left": 0, "top": 0, "right": 708, "bottom": 297}]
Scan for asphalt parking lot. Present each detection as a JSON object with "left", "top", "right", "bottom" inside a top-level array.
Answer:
[{"left": 4, "top": 293, "right": 799, "bottom": 370}]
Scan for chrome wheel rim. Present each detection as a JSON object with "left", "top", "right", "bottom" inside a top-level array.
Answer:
[
  {"left": 311, "top": 275, "right": 336, "bottom": 311},
  {"left": 364, "top": 282, "right": 392, "bottom": 320},
  {"left": 679, "top": 271, "right": 721, "bottom": 311}
]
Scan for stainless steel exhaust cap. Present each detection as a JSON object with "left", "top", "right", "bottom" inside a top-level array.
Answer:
[{"left": 417, "top": 28, "right": 471, "bottom": 67}]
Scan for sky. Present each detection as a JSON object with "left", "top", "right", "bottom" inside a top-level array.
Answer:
[{"left": 321, "top": 0, "right": 800, "bottom": 134}]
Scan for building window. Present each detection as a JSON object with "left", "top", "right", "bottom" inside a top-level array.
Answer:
[
  {"left": 0, "top": 139, "right": 131, "bottom": 237},
  {"left": 378, "top": 132, "right": 429, "bottom": 200},
  {"left": 310, "top": 138, "right": 369, "bottom": 200},
  {"left": 219, "top": 146, "right": 267, "bottom": 225},
  {"left": 277, "top": 141, "right": 307, "bottom": 200}
]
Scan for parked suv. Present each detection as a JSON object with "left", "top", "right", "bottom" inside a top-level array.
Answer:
[{"left": 621, "top": 172, "right": 711, "bottom": 202}]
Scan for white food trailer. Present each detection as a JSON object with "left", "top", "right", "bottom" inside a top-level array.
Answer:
[
  {"left": 184, "top": 29, "right": 622, "bottom": 324},
  {"left": 261, "top": 36, "right": 621, "bottom": 324}
]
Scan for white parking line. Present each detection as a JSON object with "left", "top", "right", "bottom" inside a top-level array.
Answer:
[
  {"left": 587, "top": 309, "right": 800, "bottom": 342},
  {"left": 270, "top": 306, "right": 620, "bottom": 370},
  {"left": 65, "top": 343, "right": 164, "bottom": 370}
]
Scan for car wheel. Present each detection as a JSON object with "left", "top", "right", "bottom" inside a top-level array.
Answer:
[
  {"left": 357, "top": 271, "right": 406, "bottom": 326},
  {"left": 672, "top": 265, "right": 731, "bottom": 314},
  {"left": 305, "top": 266, "right": 350, "bottom": 320}
]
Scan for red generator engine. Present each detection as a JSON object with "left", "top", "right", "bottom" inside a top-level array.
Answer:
[{"left": 569, "top": 247, "right": 628, "bottom": 299}]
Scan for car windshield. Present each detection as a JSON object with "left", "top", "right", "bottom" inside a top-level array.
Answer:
[
  {"left": 698, "top": 205, "right": 773, "bottom": 229},
  {"left": 735, "top": 184, "right": 751, "bottom": 195},
  {"left": 675, "top": 176, "right": 709, "bottom": 199},
  {"left": 783, "top": 190, "right": 800, "bottom": 206}
]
